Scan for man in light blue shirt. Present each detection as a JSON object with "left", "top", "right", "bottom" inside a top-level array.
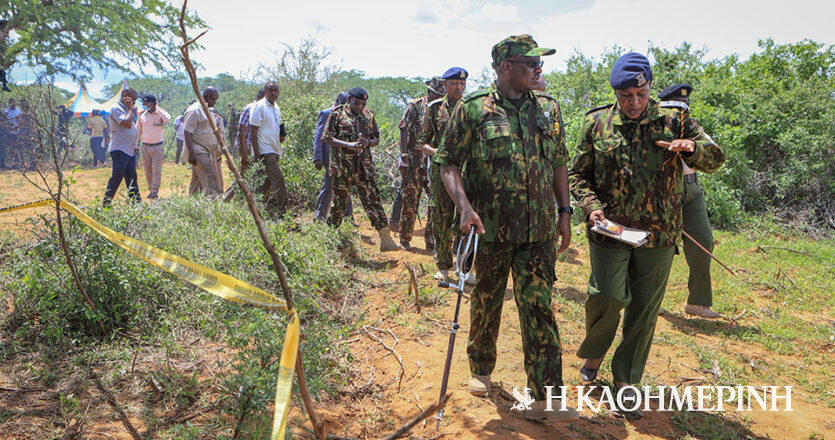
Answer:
[{"left": 102, "top": 88, "right": 141, "bottom": 206}]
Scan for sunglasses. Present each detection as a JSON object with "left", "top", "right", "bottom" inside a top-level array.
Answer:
[{"left": 507, "top": 59, "right": 544, "bottom": 69}]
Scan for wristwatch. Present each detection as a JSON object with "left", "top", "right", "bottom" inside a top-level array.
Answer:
[{"left": 558, "top": 206, "right": 573, "bottom": 215}]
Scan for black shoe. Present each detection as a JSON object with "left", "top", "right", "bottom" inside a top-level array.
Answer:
[
  {"left": 614, "top": 385, "right": 643, "bottom": 419},
  {"left": 1, "top": 84, "right": 10, "bottom": 92},
  {"left": 400, "top": 240, "right": 412, "bottom": 251},
  {"left": 580, "top": 366, "right": 599, "bottom": 383}
]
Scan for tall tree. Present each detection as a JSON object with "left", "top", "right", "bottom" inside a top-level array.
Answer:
[{"left": 0, "top": 0, "right": 204, "bottom": 80}]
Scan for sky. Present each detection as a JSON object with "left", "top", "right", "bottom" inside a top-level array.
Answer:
[{"left": 12, "top": 0, "right": 835, "bottom": 99}]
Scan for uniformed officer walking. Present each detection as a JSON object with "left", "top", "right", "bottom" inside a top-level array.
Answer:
[
  {"left": 417, "top": 67, "right": 468, "bottom": 282},
  {"left": 396, "top": 77, "right": 445, "bottom": 250},
  {"left": 658, "top": 83, "right": 725, "bottom": 319},
  {"left": 322, "top": 87, "right": 400, "bottom": 252},
  {"left": 568, "top": 53, "right": 725, "bottom": 417},
  {"left": 435, "top": 35, "right": 577, "bottom": 422}
]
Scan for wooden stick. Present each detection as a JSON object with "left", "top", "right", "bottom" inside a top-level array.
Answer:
[
  {"left": 682, "top": 230, "right": 737, "bottom": 277},
  {"left": 177, "top": 2, "right": 324, "bottom": 438},
  {"left": 380, "top": 394, "right": 451, "bottom": 440}
]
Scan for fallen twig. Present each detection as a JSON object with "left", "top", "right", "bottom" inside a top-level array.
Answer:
[
  {"left": 406, "top": 263, "right": 420, "bottom": 313},
  {"left": 362, "top": 326, "right": 405, "bottom": 392}
]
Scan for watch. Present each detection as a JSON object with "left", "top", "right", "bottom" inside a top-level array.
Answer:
[{"left": 558, "top": 206, "right": 573, "bottom": 215}]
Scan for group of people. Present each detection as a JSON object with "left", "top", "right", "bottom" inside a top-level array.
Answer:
[
  {"left": 380, "top": 34, "right": 724, "bottom": 422},
  {"left": 88, "top": 33, "right": 728, "bottom": 423},
  {"left": 0, "top": 98, "right": 35, "bottom": 169}
]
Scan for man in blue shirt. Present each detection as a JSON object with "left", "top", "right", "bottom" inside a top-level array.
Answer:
[
  {"left": 102, "top": 88, "right": 141, "bottom": 206},
  {"left": 313, "top": 91, "right": 353, "bottom": 222}
]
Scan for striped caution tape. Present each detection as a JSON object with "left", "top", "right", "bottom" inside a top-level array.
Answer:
[{"left": 1, "top": 199, "right": 297, "bottom": 440}]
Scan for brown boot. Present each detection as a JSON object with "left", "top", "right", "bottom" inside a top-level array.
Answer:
[
  {"left": 684, "top": 304, "right": 722, "bottom": 319},
  {"left": 378, "top": 227, "right": 400, "bottom": 252}
]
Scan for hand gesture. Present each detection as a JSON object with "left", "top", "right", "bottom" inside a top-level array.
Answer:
[{"left": 656, "top": 139, "right": 695, "bottom": 153}]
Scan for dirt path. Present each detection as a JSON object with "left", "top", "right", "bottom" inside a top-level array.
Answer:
[{"left": 309, "top": 222, "right": 834, "bottom": 440}]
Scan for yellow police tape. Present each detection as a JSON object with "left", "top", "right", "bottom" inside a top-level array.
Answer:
[{"left": 1, "top": 199, "right": 298, "bottom": 440}]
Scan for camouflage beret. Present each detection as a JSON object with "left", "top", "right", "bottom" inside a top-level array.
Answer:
[
  {"left": 491, "top": 34, "right": 555, "bottom": 67},
  {"left": 424, "top": 77, "right": 445, "bottom": 94}
]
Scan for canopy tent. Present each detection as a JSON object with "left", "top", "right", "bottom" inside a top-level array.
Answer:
[
  {"left": 63, "top": 85, "right": 106, "bottom": 118},
  {"left": 98, "top": 80, "right": 129, "bottom": 114}
]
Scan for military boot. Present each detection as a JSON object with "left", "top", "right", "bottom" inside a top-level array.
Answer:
[{"left": 378, "top": 227, "right": 400, "bottom": 252}]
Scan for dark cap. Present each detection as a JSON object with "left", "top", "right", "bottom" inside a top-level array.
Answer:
[
  {"left": 441, "top": 67, "right": 468, "bottom": 80},
  {"left": 335, "top": 91, "right": 349, "bottom": 105},
  {"left": 424, "top": 77, "right": 445, "bottom": 94},
  {"left": 142, "top": 94, "right": 157, "bottom": 104},
  {"left": 491, "top": 34, "right": 555, "bottom": 68},
  {"left": 658, "top": 83, "right": 693, "bottom": 100},
  {"left": 609, "top": 52, "right": 652, "bottom": 90},
  {"left": 348, "top": 87, "right": 368, "bottom": 100}
]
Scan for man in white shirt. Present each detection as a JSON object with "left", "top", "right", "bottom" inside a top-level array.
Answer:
[
  {"left": 183, "top": 87, "right": 224, "bottom": 196},
  {"left": 136, "top": 95, "right": 171, "bottom": 199},
  {"left": 249, "top": 81, "right": 288, "bottom": 215},
  {"left": 173, "top": 111, "right": 186, "bottom": 165}
]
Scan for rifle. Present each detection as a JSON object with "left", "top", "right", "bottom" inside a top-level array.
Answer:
[{"left": 433, "top": 226, "right": 478, "bottom": 430}]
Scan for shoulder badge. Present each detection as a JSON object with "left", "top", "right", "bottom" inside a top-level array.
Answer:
[
  {"left": 585, "top": 103, "right": 614, "bottom": 115},
  {"left": 462, "top": 89, "right": 490, "bottom": 103},
  {"left": 659, "top": 100, "right": 689, "bottom": 111}
]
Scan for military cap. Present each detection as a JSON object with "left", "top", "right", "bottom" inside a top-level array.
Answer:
[
  {"left": 441, "top": 67, "right": 468, "bottom": 80},
  {"left": 142, "top": 94, "right": 157, "bottom": 103},
  {"left": 491, "top": 34, "right": 555, "bottom": 67},
  {"left": 335, "top": 91, "right": 349, "bottom": 105},
  {"left": 424, "top": 77, "right": 445, "bottom": 94},
  {"left": 348, "top": 87, "right": 368, "bottom": 100},
  {"left": 609, "top": 52, "right": 652, "bottom": 90},
  {"left": 658, "top": 83, "right": 693, "bottom": 100}
]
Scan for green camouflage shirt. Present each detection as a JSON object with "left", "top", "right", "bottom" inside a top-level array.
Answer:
[
  {"left": 568, "top": 100, "right": 725, "bottom": 248},
  {"left": 418, "top": 95, "right": 458, "bottom": 172},
  {"left": 433, "top": 88, "right": 569, "bottom": 243},
  {"left": 399, "top": 95, "right": 430, "bottom": 168},
  {"left": 321, "top": 104, "right": 381, "bottom": 179}
]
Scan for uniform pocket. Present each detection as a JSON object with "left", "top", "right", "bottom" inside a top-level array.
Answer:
[{"left": 477, "top": 118, "right": 513, "bottom": 160}]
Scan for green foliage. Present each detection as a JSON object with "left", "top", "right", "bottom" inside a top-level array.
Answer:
[
  {"left": 545, "top": 40, "right": 835, "bottom": 230},
  {"left": 1, "top": 0, "right": 204, "bottom": 79}
]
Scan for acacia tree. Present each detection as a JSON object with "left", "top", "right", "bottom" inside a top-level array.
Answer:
[{"left": 0, "top": 0, "right": 204, "bottom": 81}]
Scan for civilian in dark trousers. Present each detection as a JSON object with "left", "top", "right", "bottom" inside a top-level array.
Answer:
[
  {"left": 313, "top": 91, "right": 353, "bottom": 221},
  {"left": 104, "top": 150, "right": 141, "bottom": 204}
]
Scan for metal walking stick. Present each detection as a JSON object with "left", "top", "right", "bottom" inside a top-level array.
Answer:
[{"left": 434, "top": 226, "right": 478, "bottom": 430}]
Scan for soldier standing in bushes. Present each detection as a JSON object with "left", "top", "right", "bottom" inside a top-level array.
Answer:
[
  {"left": 322, "top": 87, "right": 399, "bottom": 252},
  {"left": 658, "top": 83, "right": 726, "bottom": 319}
]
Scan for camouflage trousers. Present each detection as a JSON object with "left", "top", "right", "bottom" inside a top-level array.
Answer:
[
  {"left": 398, "top": 165, "right": 428, "bottom": 241},
  {"left": 467, "top": 240, "right": 563, "bottom": 400},
  {"left": 430, "top": 165, "right": 456, "bottom": 270},
  {"left": 327, "top": 156, "right": 387, "bottom": 230}
]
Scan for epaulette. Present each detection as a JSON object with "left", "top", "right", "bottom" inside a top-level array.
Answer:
[
  {"left": 462, "top": 89, "right": 490, "bottom": 103},
  {"left": 659, "top": 100, "right": 689, "bottom": 111},
  {"left": 585, "top": 103, "right": 613, "bottom": 115},
  {"left": 532, "top": 90, "right": 556, "bottom": 100},
  {"left": 427, "top": 97, "right": 445, "bottom": 108}
]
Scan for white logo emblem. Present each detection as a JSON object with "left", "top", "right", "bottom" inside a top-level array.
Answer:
[{"left": 511, "top": 387, "right": 535, "bottom": 411}]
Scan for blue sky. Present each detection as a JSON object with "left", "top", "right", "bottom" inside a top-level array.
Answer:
[{"left": 10, "top": 0, "right": 835, "bottom": 99}]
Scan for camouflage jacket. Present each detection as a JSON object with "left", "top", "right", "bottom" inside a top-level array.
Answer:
[
  {"left": 418, "top": 95, "right": 458, "bottom": 174},
  {"left": 434, "top": 88, "right": 569, "bottom": 243},
  {"left": 399, "top": 96, "right": 430, "bottom": 168},
  {"left": 568, "top": 100, "right": 725, "bottom": 248},
  {"left": 321, "top": 104, "right": 380, "bottom": 179}
]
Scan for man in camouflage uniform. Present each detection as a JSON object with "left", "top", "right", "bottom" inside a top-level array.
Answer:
[
  {"left": 434, "top": 35, "right": 577, "bottom": 422},
  {"left": 658, "top": 83, "right": 725, "bottom": 319},
  {"left": 417, "top": 67, "right": 468, "bottom": 282},
  {"left": 396, "top": 77, "right": 445, "bottom": 250},
  {"left": 568, "top": 53, "right": 725, "bottom": 416},
  {"left": 323, "top": 87, "right": 399, "bottom": 252}
]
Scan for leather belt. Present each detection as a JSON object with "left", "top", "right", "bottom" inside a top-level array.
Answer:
[
  {"left": 142, "top": 141, "right": 164, "bottom": 147},
  {"left": 684, "top": 174, "right": 697, "bottom": 184}
]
